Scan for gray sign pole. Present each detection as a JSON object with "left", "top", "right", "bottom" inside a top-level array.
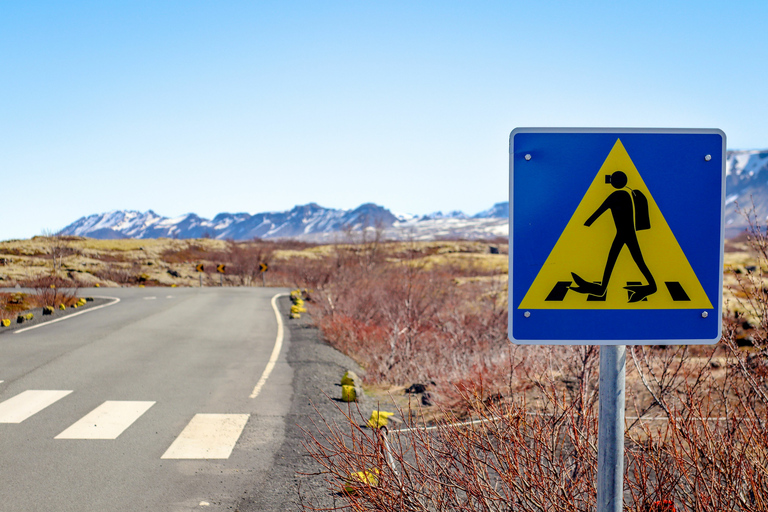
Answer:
[{"left": 597, "top": 344, "right": 626, "bottom": 512}]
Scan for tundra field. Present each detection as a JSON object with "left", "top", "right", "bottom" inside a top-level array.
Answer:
[{"left": 1, "top": 233, "right": 767, "bottom": 510}]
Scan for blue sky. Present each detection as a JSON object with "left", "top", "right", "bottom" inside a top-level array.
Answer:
[{"left": 1, "top": 1, "right": 766, "bottom": 240}]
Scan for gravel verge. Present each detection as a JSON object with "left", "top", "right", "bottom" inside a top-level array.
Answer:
[{"left": 238, "top": 296, "right": 366, "bottom": 511}]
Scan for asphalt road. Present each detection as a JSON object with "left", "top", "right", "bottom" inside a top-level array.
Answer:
[{"left": 0, "top": 287, "right": 297, "bottom": 511}]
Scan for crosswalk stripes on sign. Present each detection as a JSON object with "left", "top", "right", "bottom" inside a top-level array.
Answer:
[
  {"left": 0, "top": 389, "right": 248, "bottom": 459},
  {"left": 544, "top": 280, "right": 692, "bottom": 303}
]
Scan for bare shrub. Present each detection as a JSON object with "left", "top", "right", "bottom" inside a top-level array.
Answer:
[
  {"left": 223, "top": 240, "right": 274, "bottom": 286},
  {"left": 39, "top": 231, "right": 80, "bottom": 273},
  {"left": 302, "top": 389, "right": 600, "bottom": 511},
  {"left": 160, "top": 243, "right": 214, "bottom": 264},
  {"left": 91, "top": 263, "right": 142, "bottom": 285},
  {"left": 24, "top": 275, "right": 80, "bottom": 308},
  {"left": 296, "top": 212, "right": 768, "bottom": 510},
  {"left": 301, "top": 333, "right": 768, "bottom": 511},
  {"left": 0, "top": 292, "right": 28, "bottom": 321},
  {"left": 296, "top": 239, "right": 510, "bottom": 394}
]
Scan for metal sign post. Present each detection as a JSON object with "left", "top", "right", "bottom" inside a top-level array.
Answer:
[
  {"left": 597, "top": 345, "right": 626, "bottom": 512},
  {"left": 217, "top": 264, "right": 226, "bottom": 286}
]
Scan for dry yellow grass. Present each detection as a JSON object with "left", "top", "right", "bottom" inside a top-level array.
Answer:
[
  {"left": 403, "top": 252, "right": 508, "bottom": 273},
  {"left": 0, "top": 237, "right": 227, "bottom": 287},
  {"left": 721, "top": 247, "right": 768, "bottom": 324},
  {"left": 0, "top": 237, "right": 509, "bottom": 288},
  {"left": 453, "top": 274, "right": 509, "bottom": 286},
  {"left": 272, "top": 245, "right": 338, "bottom": 260}
]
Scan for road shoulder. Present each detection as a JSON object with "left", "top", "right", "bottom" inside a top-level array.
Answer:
[{"left": 240, "top": 296, "right": 365, "bottom": 511}]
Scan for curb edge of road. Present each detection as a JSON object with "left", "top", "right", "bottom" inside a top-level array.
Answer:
[{"left": 237, "top": 295, "right": 366, "bottom": 511}]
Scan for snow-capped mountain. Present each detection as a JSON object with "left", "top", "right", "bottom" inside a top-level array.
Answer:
[
  {"left": 57, "top": 148, "right": 768, "bottom": 243},
  {"left": 60, "top": 146, "right": 768, "bottom": 242},
  {"left": 474, "top": 202, "right": 509, "bottom": 219},
  {"left": 58, "top": 202, "right": 510, "bottom": 241},
  {"left": 725, "top": 149, "right": 768, "bottom": 236}
]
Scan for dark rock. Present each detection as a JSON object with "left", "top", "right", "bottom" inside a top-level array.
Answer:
[
  {"left": 483, "top": 392, "right": 504, "bottom": 407},
  {"left": 405, "top": 383, "right": 427, "bottom": 394},
  {"left": 560, "top": 376, "right": 579, "bottom": 391}
]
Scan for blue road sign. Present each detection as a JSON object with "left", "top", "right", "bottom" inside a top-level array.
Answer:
[{"left": 509, "top": 128, "right": 726, "bottom": 345}]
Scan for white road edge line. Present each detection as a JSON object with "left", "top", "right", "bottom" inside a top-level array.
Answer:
[
  {"left": 14, "top": 296, "right": 121, "bottom": 334},
  {"left": 249, "top": 292, "right": 287, "bottom": 399}
]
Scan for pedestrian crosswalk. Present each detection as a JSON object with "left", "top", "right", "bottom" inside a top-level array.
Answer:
[
  {"left": 161, "top": 413, "right": 249, "bottom": 459},
  {"left": 0, "top": 389, "right": 249, "bottom": 459},
  {"left": 0, "top": 390, "right": 73, "bottom": 423},
  {"left": 55, "top": 400, "right": 156, "bottom": 440}
]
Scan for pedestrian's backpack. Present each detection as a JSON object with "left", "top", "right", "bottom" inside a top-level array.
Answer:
[{"left": 632, "top": 190, "right": 650, "bottom": 230}]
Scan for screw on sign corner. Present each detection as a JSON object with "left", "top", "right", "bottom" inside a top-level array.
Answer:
[{"left": 647, "top": 500, "right": 676, "bottom": 512}]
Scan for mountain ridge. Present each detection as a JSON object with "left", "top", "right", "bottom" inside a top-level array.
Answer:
[
  {"left": 58, "top": 148, "right": 768, "bottom": 241},
  {"left": 59, "top": 201, "right": 510, "bottom": 241}
]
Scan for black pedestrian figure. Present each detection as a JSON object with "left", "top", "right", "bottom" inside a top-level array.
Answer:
[{"left": 569, "top": 170, "right": 657, "bottom": 303}]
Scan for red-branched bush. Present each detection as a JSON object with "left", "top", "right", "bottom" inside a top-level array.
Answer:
[
  {"left": 296, "top": 242, "right": 509, "bottom": 398},
  {"left": 295, "top": 223, "right": 768, "bottom": 510}
]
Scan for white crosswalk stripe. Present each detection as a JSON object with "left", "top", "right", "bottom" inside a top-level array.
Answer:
[
  {"left": 55, "top": 401, "right": 156, "bottom": 439},
  {"left": 0, "top": 389, "right": 247, "bottom": 459},
  {"left": 0, "top": 390, "right": 73, "bottom": 423},
  {"left": 161, "top": 413, "right": 249, "bottom": 459}
]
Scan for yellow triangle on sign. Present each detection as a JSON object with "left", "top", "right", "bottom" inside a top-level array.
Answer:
[{"left": 519, "top": 138, "right": 712, "bottom": 310}]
